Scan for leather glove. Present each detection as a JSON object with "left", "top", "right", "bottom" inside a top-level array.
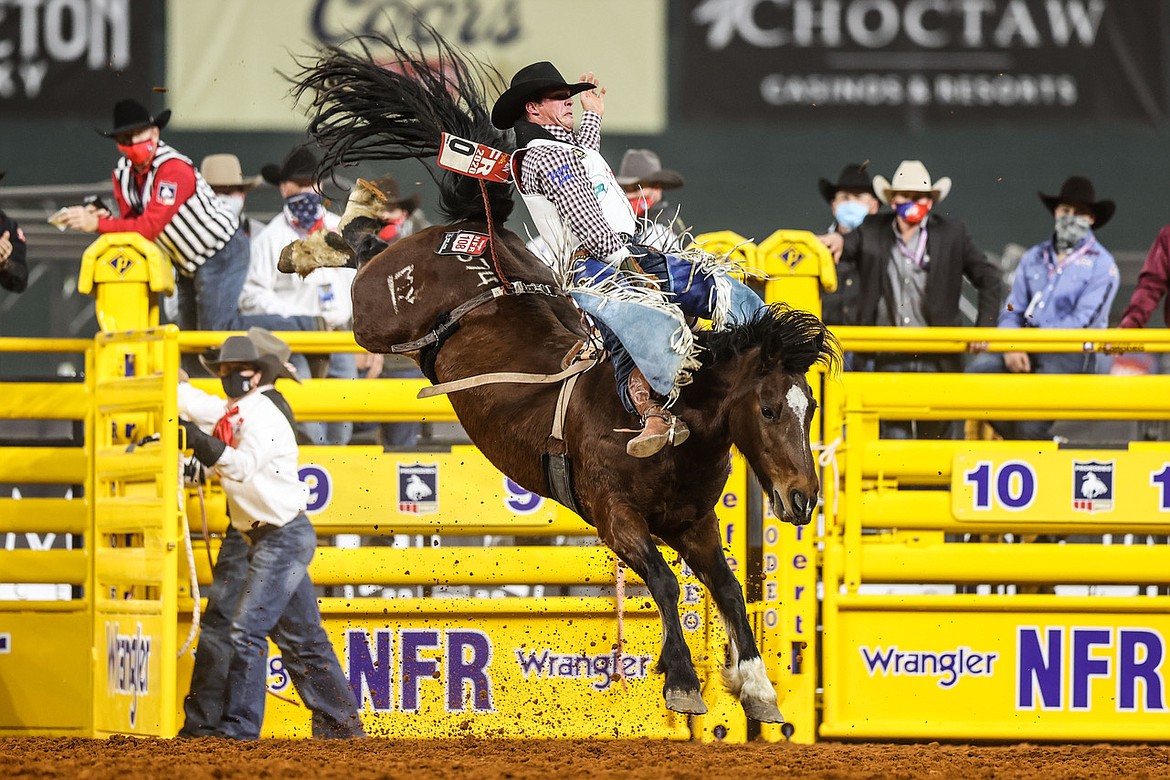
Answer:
[
  {"left": 178, "top": 419, "right": 226, "bottom": 468},
  {"left": 182, "top": 456, "right": 208, "bottom": 487}
]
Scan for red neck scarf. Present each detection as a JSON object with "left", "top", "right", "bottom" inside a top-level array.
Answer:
[{"left": 212, "top": 406, "right": 242, "bottom": 447}]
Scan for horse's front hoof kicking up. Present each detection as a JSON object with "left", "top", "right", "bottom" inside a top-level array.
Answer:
[{"left": 664, "top": 687, "right": 707, "bottom": 715}]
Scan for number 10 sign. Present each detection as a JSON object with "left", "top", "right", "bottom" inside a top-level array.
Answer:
[{"left": 951, "top": 449, "right": 1170, "bottom": 524}]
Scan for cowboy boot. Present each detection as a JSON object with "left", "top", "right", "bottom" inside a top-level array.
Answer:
[{"left": 625, "top": 368, "right": 690, "bottom": 458}]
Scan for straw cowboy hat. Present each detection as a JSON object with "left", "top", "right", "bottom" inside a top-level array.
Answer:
[
  {"left": 818, "top": 162, "right": 875, "bottom": 203},
  {"left": 872, "top": 160, "right": 952, "bottom": 205},
  {"left": 1038, "top": 176, "right": 1115, "bottom": 229},
  {"left": 491, "top": 61, "right": 593, "bottom": 129},
  {"left": 616, "top": 149, "right": 685, "bottom": 190},
  {"left": 261, "top": 146, "right": 320, "bottom": 186},
  {"left": 99, "top": 98, "right": 171, "bottom": 138},
  {"left": 200, "top": 154, "right": 262, "bottom": 191},
  {"left": 199, "top": 329, "right": 300, "bottom": 383},
  {"left": 369, "top": 175, "right": 421, "bottom": 215}
]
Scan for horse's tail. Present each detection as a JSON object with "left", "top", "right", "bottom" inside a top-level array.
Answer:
[{"left": 291, "top": 27, "right": 514, "bottom": 224}]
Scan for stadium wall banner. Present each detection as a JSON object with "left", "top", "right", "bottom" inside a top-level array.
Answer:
[
  {"left": 165, "top": 0, "right": 667, "bottom": 133},
  {"left": 0, "top": 0, "right": 158, "bottom": 118},
  {"left": 680, "top": 0, "right": 1169, "bottom": 125}
]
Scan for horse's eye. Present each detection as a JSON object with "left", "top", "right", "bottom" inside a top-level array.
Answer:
[{"left": 761, "top": 405, "right": 777, "bottom": 421}]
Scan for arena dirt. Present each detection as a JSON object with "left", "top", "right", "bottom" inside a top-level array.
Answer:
[{"left": 2, "top": 738, "right": 1168, "bottom": 779}]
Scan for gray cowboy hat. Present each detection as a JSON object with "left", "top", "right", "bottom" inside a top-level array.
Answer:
[
  {"left": 818, "top": 162, "right": 876, "bottom": 203},
  {"left": 491, "top": 61, "right": 593, "bottom": 129},
  {"left": 99, "top": 98, "right": 171, "bottom": 138},
  {"left": 261, "top": 146, "right": 320, "bottom": 186},
  {"left": 616, "top": 149, "right": 685, "bottom": 190},
  {"left": 199, "top": 330, "right": 300, "bottom": 383},
  {"left": 1038, "top": 176, "right": 1115, "bottom": 229}
]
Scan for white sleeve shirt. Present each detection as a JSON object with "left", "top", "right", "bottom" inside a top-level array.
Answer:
[{"left": 177, "top": 382, "right": 308, "bottom": 530}]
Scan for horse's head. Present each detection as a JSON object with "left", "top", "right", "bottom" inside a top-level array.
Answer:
[{"left": 704, "top": 304, "right": 838, "bottom": 526}]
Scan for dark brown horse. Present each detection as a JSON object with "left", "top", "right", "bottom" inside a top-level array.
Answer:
[{"left": 294, "top": 31, "right": 837, "bottom": 721}]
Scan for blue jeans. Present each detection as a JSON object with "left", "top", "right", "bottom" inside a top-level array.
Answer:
[
  {"left": 173, "top": 227, "right": 251, "bottom": 332},
  {"left": 218, "top": 514, "right": 364, "bottom": 740},
  {"left": 966, "top": 351, "right": 1097, "bottom": 440},
  {"left": 579, "top": 247, "right": 765, "bottom": 412},
  {"left": 180, "top": 525, "right": 249, "bottom": 737}
]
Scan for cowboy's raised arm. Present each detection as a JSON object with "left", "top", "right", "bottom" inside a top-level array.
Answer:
[{"left": 577, "top": 72, "right": 605, "bottom": 150}]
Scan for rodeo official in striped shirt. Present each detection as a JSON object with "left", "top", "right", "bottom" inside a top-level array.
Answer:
[{"left": 60, "top": 99, "right": 250, "bottom": 332}]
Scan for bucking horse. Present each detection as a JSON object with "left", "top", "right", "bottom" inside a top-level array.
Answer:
[{"left": 289, "top": 29, "right": 837, "bottom": 722}]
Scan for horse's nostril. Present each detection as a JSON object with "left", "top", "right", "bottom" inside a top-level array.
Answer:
[{"left": 790, "top": 489, "right": 807, "bottom": 515}]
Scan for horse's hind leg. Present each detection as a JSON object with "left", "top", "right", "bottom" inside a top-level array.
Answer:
[
  {"left": 664, "top": 513, "right": 784, "bottom": 723},
  {"left": 605, "top": 517, "right": 706, "bottom": 716}
]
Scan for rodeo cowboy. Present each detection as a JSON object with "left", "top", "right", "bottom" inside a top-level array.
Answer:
[{"left": 492, "top": 62, "right": 765, "bottom": 457}]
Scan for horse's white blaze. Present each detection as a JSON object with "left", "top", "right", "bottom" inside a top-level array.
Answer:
[
  {"left": 722, "top": 657, "right": 776, "bottom": 705},
  {"left": 785, "top": 384, "right": 809, "bottom": 419}
]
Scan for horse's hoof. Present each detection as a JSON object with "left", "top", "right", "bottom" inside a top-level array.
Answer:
[
  {"left": 277, "top": 243, "right": 297, "bottom": 274},
  {"left": 664, "top": 688, "right": 707, "bottom": 715},
  {"left": 741, "top": 696, "right": 784, "bottom": 723}
]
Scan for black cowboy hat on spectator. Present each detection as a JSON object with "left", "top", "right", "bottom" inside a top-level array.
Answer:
[
  {"left": 199, "top": 330, "right": 300, "bottom": 384},
  {"left": 616, "top": 149, "right": 685, "bottom": 190},
  {"left": 491, "top": 61, "right": 593, "bottom": 129},
  {"left": 1038, "top": 175, "right": 1115, "bottom": 229},
  {"left": 261, "top": 146, "right": 320, "bottom": 186},
  {"left": 370, "top": 175, "right": 421, "bottom": 215},
  {"left": 99, "top": 98, "right": 171, "bottom": 138},
  {"left": 818, "top": 162, "right": 876, "bottom": 203}
]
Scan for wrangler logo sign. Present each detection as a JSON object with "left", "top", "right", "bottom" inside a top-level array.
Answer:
[{"left": 106, "top": 621, "right": 151, "bottom": 729}]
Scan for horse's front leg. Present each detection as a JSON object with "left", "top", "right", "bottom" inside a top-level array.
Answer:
[
  {"left": 603, "top": 512, "right": 706, "bottom": 715},
  {"left": 664, "top": 513, "right": 784, "bottom": 723}
]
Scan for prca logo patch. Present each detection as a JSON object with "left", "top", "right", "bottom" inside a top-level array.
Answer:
[
  {"left": 398, "top": 462, "right": 439, "bottom": 515},
  {"left": 156, "top": 180, "right": 177, "bottom": 205},
  {"left": 1072, "top": 459, "right": 1114, "bottom": 513}
]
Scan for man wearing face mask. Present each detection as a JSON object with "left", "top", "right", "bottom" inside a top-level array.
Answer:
[
  {"left": 239, "top": 145, "right": 357, "bottom": 444},
  {"left": 177, "top": 328, "right": 365, "bottom": 740},
  {"left": 817, "top": 163, "right": 879, "bottom": 327},
  {"left": 58, "top": 99, "right": 248, "bottom": 331},
  {"left": 830, "top": 159, "right": 1002, "bottom": 439},
  {"left": 966, "top": 176, "right": 1118, "bottom": 440},
  {"left": 200, "top": 154, "right": 265, "bottom": 240}
]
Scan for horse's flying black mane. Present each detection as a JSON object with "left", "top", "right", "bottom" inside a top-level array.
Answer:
[
  {"left": 700, "top": 303, "right": 839, "bottom": 375},
  {"left": 290, "top": 26, "right": 515, "bottom": 223}
]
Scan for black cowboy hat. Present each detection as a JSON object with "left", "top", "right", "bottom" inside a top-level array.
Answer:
[
  {"left": 615, "top": 149, "right": 685, "bottom": 190},
  {"left": 99, "top": 98, "right": 171, "bottom": 138},
  {"left": 491, "top": 62, "right": 593, "bottom": 129},
  {"left": 199, "top": 331, "right": 300, "bottom": 384},
  {"left": 1038, "top": 176, "right": 1115, "bottom": 229},
  {"left": 818, "top": 162, "right": 875, "bottom": 203},
  {"left": 370, "top": 175, "right": 421, "bottom": 215},
  {"left": 261, "top": 146, "right": 320, "bottom": 186}
]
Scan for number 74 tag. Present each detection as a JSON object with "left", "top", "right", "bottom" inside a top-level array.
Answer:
[{"left": 437, "top": 132, "right": 512, "bottom": 183}]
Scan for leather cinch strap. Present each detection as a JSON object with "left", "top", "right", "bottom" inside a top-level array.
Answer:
[{"left": 417, "top": 357, "right": 598, "bottom": 398}]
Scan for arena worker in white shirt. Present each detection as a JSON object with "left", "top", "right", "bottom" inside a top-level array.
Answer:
[{"left": 176, "top": 328, "right": 365, "bottom": 740}]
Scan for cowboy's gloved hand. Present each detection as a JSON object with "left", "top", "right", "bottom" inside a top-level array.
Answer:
[
  {"left": 182, "top": 456, "right": 208, "bottom": 487},
  {"left": 604, "top": 247, "right": 640, "bottom": 275},
  {"left": 178, "top": 418, "right": 226, "bottom": 468}
]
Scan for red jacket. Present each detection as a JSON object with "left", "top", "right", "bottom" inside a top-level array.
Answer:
[{"left": 1119, "top": 225, "right": 1170, "bottom": 328}]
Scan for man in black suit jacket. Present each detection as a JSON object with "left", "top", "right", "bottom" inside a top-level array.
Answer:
[{"left": 832, "top": 160, "right": 1003, "bottom": 438}]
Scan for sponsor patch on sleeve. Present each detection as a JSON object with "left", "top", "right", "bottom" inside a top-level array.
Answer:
[
  {"left": 436, "top": 231, "right": 489, "bottom": 257},
  {"left": 547, "top": 164, "right": 574, "bottom": 186},
  {"left": 156, "top": 181, "right": 178, "bottom": 206}
]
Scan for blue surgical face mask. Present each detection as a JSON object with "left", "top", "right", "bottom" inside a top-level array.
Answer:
[
  {"left": 284, "top": 191, "right": 325, "bottom": 230},
  {"left": 834, "top": 200, "right": 870, "bottom": 231}
]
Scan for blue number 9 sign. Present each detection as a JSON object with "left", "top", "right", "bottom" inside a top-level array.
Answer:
[
  {"left": 504, "top": 477, "right": 543, "bottom": 514},
  {"left": 299, "top": 464, "right": 332, "bottom": 514}
]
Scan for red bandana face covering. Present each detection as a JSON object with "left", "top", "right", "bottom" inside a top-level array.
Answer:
[
  {"left": 117, "top": 139, "right": 157, "bottom": 169},
  {"left": 895, "top": 199, "right": 932, "bottom": 225},
  {"left": 626, "top": 193, "right": 650, "bottom": 217}
]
